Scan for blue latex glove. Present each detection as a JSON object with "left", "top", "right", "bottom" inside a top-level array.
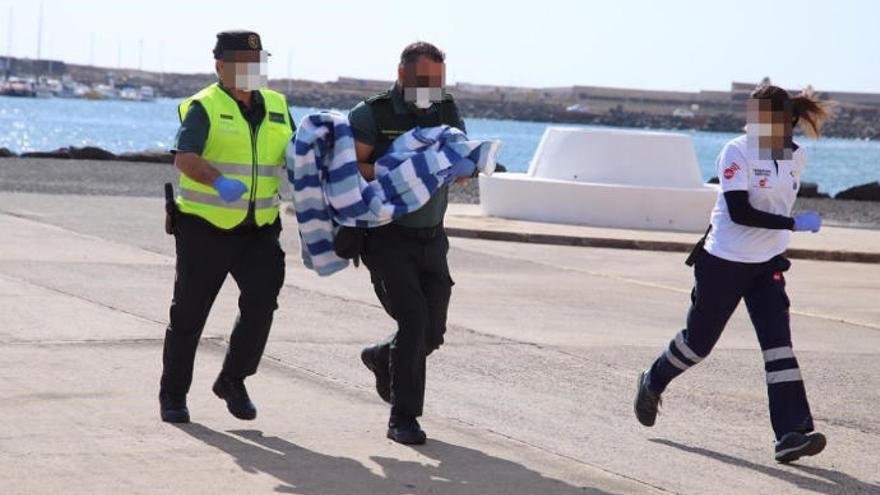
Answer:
[
  {"left": 213, "top": 176, "right": 248, "bottom": 203},
  {"left": 447, "top": 158, "right": 476, "bottom": 179},
  {"left": 793, "top": 211, "right": 822, "bottom": 233}
]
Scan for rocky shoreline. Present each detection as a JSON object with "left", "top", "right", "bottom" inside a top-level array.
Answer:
[
  {"left": 0, "top": 145, "right": 173, "bottom": 164},
  {"left": 2, "top": 145, "right": 876, "bottom": 204},
  {"left": 1, "top": 151, "right": 877, "bottom": 229}
]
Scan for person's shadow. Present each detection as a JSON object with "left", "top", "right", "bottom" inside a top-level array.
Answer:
[
  {"left": 649, "top": 438, "right": 879, "bottom": 495},
  {"left": 176, "top": 423, "right": 616, "bottom": 494}
]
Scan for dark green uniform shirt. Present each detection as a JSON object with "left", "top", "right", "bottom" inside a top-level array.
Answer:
[{"left": 348, "top": 84, "right": 466, "bottom": 229}]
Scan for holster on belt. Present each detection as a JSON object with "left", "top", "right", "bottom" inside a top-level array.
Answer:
[
  {"left": 771, "top": 255, "right": 792, "bottom": 272},
  {"left": 685, "top": 225, "right": 712, "bottom": 267},
  {"left": 334, "top": 226, "right": 366, "bottom": 262},
  {"left": 164, "top": 182, "right": 178, "bottom": 236}
]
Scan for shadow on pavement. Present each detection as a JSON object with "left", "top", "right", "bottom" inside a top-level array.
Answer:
[
  {"left": 175, "top": 423, "right": 616, "bottom": 495},
  {"left": 649, "top": 438, "right": 879, "bottom": 494}
]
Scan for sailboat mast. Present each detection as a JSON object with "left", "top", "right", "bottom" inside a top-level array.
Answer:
[{"left": 36, "top": 1, "right": 44, "bottom": 60}]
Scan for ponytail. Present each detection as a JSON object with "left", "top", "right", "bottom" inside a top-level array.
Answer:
[
  {"left": 791, "top": 89, "right": 834, "bottom": 139},
  {"left": 751, "top": 85, "right": 834, "bottom": 139}
]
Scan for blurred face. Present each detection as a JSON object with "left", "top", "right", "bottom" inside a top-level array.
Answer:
[
  {"left": 217, "top": 50, "right": 268, "bottom": 91},
  {"left": 398, "top": 56, "right": 446, "bottom": 110},
  {"left": 747, "top": 98, "right": 793, "bottom": 160}
]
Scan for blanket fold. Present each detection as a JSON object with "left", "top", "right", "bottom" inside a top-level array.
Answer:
[{"left": 288, "top": 111, "right": 499, "bottom": 276}]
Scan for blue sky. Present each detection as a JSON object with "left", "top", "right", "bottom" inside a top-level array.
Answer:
[{"left": 1, "top": 0, "right": 878, "bottom": 93}]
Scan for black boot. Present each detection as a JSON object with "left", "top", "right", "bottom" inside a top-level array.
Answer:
[
  {"left": 159, "top": 391, "right": 190, "bottom": 424},
  {"left": 775, "top": 431, "right": 826, "bottom": 463},
  {"left": 212, "top": 375, "right": 257, "bottom": 420},
  {"left": 387, "top": 415, "right": 427, "bottom": 445},
  {"left": 634, "top": 370, "right": 662, "bottom": 427},
  {"left": 361, "top": 346, "right": 391, "bottom": 403}
]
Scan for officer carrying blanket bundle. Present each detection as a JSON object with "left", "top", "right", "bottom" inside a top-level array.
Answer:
[{"left": 288, "top": 111, "right": 499, "bottom": 276}]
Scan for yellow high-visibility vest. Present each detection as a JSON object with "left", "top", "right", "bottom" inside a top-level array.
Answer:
[{"left": 176, "top": 83, "right": 292, "bottom": 230}]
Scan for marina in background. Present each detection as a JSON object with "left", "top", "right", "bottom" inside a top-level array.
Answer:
[{"left": 1, "top": 55, "right": 879, "bottom": 141}]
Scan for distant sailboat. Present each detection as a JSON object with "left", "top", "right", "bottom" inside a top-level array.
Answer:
[
  {"left": 1, "top": 77, "right": 36, "bottom": 97},
  {"left": 34, "top": 77, "right": 60, "bottom": 98},
  {"left": 118, "top": 85, "right": 157, "bottom": 102}
]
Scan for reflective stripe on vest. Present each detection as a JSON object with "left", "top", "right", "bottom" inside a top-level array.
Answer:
[
  {"left": 180, "top": 188, "right": 281, "bottom": 210},
  {"left": 176, "top": 83, "right": 293, "bottom": 230}
]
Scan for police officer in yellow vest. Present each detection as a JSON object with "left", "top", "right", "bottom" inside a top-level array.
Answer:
[{"left": 159, "top": 31, "right": 294, "bottom": 424}]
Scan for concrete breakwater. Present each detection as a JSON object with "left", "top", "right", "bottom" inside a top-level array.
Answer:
[{"left": 289, "top": 91, "right": 880, "bottom": 142}]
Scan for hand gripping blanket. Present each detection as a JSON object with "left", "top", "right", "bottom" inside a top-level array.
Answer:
[{"left": 288, "top": 111, "right": 499, "bottom": 276}]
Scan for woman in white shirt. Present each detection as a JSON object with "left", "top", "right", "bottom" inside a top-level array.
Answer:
[{"left": 633, "top": 85, "right": 833, "bottom": 464}]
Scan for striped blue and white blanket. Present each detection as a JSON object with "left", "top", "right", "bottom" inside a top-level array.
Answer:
[{"left": 288, "top": 111, "right": 499, "bottom": 276}]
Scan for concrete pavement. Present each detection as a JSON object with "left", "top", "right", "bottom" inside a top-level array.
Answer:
[{"left": 0, "top": 192, "right": 878, "bottom": 494}]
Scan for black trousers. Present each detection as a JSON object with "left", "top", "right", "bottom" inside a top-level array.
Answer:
[
  {"left": 361, "top": 225, "right": 454, "bottom": 419},
  {"left": 160, "top": 214, "right": 285, "bottom": 398},
  {"left": 646, "top": 249, "right": 814, "bottom": 440}
]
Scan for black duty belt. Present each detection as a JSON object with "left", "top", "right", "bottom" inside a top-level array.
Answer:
[{"left": 375, "top": 223, "right": 444, "bottom": 240}]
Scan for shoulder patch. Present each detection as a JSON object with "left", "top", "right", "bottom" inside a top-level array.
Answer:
[{"left": 723, "top": 162, "right": 742, "bottom": 180}]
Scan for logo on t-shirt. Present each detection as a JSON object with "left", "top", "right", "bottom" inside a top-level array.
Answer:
[
  {"left": 723, "top": 162, "right": 741, "bottom": 180},
  {"left": 758, "top": 177, "right": 769, "bottom": 188}
]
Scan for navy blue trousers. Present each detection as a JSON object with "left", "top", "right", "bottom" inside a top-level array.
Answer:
[
  {"left": 361, "top": 226, "right": 453, "bottom": 419},
  {"left": 646, "top": 249, "right": 814, "bottom": 440}
]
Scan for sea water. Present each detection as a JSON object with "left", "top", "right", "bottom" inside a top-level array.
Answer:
[{"left": 1, "top": 96, "right": 877, "bottom": 195}]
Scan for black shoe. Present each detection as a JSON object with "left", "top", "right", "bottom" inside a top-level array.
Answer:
[
  {"left": 387, "top": 416, "right": 427, "bottom": 445},
  {"left": 212, "top": 375, "right": 257, "bottom": 420},
  {"left": 361, "top": 346, "right": 391, "bottom": 403},
  {"left": 159, "top": 392, "right": 190, "bottom": 424},
  {"left": 775, "top": 431, "right": 826, "bottom": 463},
  {"left": 634, "top": 370, "right": 662, "bottom": 427}
]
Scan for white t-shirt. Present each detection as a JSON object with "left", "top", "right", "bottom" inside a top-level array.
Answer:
[{"left": 703, "top": 135, "right": 805, "bottom": 263}]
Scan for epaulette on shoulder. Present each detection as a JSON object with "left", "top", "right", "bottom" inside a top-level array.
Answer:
[{"left": 365, "top": 91, "right": 393, "bottom": 104}]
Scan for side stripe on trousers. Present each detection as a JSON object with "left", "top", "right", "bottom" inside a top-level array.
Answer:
[
  {"left": 662, "top": 331, "right": 705, "bottom": 371},
  {"left": 763, "top": 346, "right": 803, "bottom": 384}
]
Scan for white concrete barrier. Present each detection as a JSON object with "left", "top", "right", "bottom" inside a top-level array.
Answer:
[{"left": 480, "top": 127, "right": 719, "bottom": 232}]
